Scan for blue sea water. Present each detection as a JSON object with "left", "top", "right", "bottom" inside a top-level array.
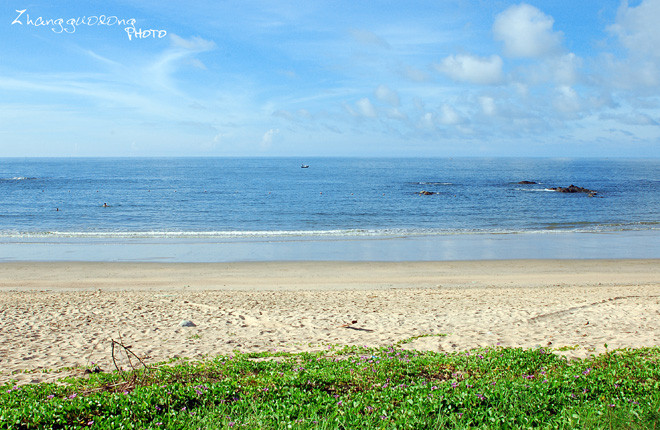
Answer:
[{"left": 0, "top": 157, "right": 658, "bottom": 261}]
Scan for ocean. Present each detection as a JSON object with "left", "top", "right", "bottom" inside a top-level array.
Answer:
[{"left": 1, "top": 157, "right": 658, "bottom": 261}]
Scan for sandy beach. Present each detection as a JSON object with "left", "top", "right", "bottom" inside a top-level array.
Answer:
[{"left": 1, "top": 259, "right": 659, "bottom": 385}]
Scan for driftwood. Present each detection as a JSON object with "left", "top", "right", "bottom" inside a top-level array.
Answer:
[
  {"left": 111, "top": 335, "right": 150, "bottom": 374},
  {"left": 83, "top": 335, "right": 152, "bottom": 394},
  {"left": 82, "top": 336, "right": 151, "bottom": 395}
]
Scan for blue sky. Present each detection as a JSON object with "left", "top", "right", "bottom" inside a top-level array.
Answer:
[{"left": 1, "top": 0, "right": 659, "bottom": 157}]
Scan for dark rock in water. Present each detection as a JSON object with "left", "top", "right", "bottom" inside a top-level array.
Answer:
[
  {"left": 549, "top": 184, "right": 597, "bottom": 196},
  {"left": 417, "top": 190, "right": 436, "bottom": 195},
  {"left": 517, "top": 181, "right": 537, "bottom": 184}
]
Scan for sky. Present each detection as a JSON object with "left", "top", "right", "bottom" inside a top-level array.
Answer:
[{"left": 1, "top": 0, "right": 659, "bottom": 157}]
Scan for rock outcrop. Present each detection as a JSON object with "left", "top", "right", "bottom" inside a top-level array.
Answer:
[{"left": 549, "top": 185, "right": 597, "bottom": 197}]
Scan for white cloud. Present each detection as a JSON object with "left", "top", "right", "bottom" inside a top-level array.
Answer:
[
  {"left": 517, "top": 52, "right": 582, "bottom": 86},
  {"left": 356, "top": 97, "right": 377, "bottom": 118},
  {"left": 603, "top": 0, "right": 660, "bottom": 91},
  {"left": 512, "top": 82, "right": 529, "bottom": 98},
  {"left": 493, "top": 3, "right": 562, "bottom": 58},
  {"left": 435, "top": 54, "right": 503, "bottom": 85},
  {"left": 480, "top": 97, "right": 497, "bottom": 116},
  {"left": 418, "top": 112, "right": 435, "bottom": 129},
  {"left": 553, "top": 85, "right": 581, "bottom": 113},
  {"left": 600, "top": 53, "right": 660, "bottom": 89},
  {"left": 609, "top": 0, "right": 660, "bottom": 59},
  {"left": 374, "top": 85, "right": 400, "bottom": 106},
  {"left": 551, "top": 53, "right": 582, "bottom": 85},
  {"left": 261, "top": 128, "right": 279, "bottom": 148},
  {"left": 439, "top": 105, "right": 462, "bottom": 125},
  {"left": 386, "top": 107, "right": 407, "bottom": 120}
]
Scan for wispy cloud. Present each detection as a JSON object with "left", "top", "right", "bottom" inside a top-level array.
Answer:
[
  {"left": 401, "top": 66, "right": 430, "bottom": 82},
  {"left": 349, "top": 29, "right": 391, "bottom": 49},
  {"left": 146, "top": 34, "right": 216, "bottom": 92}
]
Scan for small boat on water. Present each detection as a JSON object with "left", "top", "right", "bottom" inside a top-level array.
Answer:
[{"left": 301, "top": 164, "right": 309, "bottom": 168}]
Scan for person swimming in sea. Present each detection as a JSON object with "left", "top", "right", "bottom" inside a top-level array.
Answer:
[{"left": 102, "top": 203, "right": 109, "bottom": 207}]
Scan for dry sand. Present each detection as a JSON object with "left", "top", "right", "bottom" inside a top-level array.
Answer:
[{"left": 1, "top": 259, "right": 658, "bottom": 385}]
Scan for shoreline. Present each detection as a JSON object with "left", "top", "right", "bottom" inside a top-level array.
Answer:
[
  {"left": 1, "top": 259, "right": 659, "bottom": 385},
  {"left": 1, "top": 230, "right": 659, "bottom": 262}
]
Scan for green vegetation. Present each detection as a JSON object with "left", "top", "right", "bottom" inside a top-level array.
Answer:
[{"left": 1, "top": 345, "right": 659, "bottom": 429}]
